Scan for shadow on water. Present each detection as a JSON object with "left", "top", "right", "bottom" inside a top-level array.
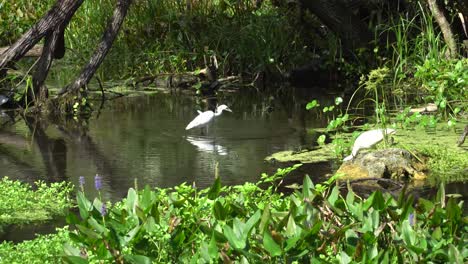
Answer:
[{"left": 0, "top": 86, "right": 466, "bottom": 242}]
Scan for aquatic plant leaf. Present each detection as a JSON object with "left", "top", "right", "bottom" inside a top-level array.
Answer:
[
  {"left": 436, "top": 182, "right": 445, "bottom": 208},
  {"left": 327, "top": 186, "right": 340, "bottom": 207},
  {"left": 123, "top": 254, "right": 152, "bottom": 264},
  {"left": 208, "top": 233, "right": 218, "bottom": 259},
  {"left": 126, "top": 188, "right": 138, "bottom": 213},
  {"left": 62, "top": 255, "right": 89, "bottom": 264},
  {"left": 448, "top": 244, "right": 462, "bottom": 264},
  {"left": 285, "top": 215, "right": 297, "bottom": 237},
  {"left": 223, "top": 225, "right": 245, "bottom": 249},
  {"left": 345, "top": 229, "right": 359, "bottom": 256},
  {"left": 144, "top": 216, "right": 157, "bottom": 233},
  {"left": 208, "top": 177, "right": 221, "bottom": 200},
  {"left": 244, "top": 210, "right": 261, "bottom": 237},
  {"left": 284, "top": 234, "right": 301, "bottom": 251},
  {"left": 431, "top": 226, "right": 442, "bottom": 240},
  {"left": 446, "top": 198, "right": 461, "bottom": 224},
  {"left": 213, "top": 201, "right": 226, "bottom": 220},
  {"left": 339, "top": 251, "right": 351, "bottom": 264},
  {"left": 140, "top": 185, "right": 155, "bottom": 212},
  {"left": 259, "top": 203, "right": 270, "bottom": 233},
  {"left": 123, "top": 225, "right": 141, "bottom": 246},
  {"left": 77, "top": 192, "right": 92, "bottom": 219},
  {"left": 302, "top": 175, "right": 314, "bottom": 200},
  {"left": 417, "top": 198, "right": 434, "bottom": 213},
  {"left": 87, "top": 217, "right": 106, "bottom": 234},
  {"left": 76, "top": 224, "right": 101, "bottom": 240},
  {"left": 263, "top": 231, "right": 282, "bottom": 257},
  {"left": 401, "top": 220, "right": 415, "bottom": 246}
]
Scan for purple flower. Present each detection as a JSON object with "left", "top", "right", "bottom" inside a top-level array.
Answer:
[
  {"left": 79, "top": 176, "right": 85, "bottom": 188},
  {"left": 409, "top": 213, "right": 415, "bottom": 226},
  {"left": 100, "top": 203, "right": 107, "bottom": 217},
  {"left": 94, "top": 174, "right": 102, "bottom": 190}
]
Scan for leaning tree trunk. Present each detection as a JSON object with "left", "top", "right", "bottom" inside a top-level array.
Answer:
[
  {"left": 427, "top": 0, "right": 458, "bottom": 58},
  {"left": 59, "top": 0, "right": 132, "bottom": 95},
  {"left": 26, "top": 27, "right": 67, "bottom": 105},
  {"left": 0, "top": 0, "right": 83, "bottom": 105}
]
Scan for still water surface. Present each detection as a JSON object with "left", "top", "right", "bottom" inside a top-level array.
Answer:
[{"left": 1, "top": 90, "right": 332, "bottom": 201}]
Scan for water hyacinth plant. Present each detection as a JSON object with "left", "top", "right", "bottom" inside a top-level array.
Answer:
[
  {"left": 0, "top": 177, "right": 73, "bottom": 229},
  {"left": 62, "top": 167, "right": 466, "bottom": 263}
]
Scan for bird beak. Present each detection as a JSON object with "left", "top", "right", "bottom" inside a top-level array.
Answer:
[{"left": 225, "top": 108, "right": 232, "bottom": 112}]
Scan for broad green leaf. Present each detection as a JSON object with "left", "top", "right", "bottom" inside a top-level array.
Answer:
[
  {"left": 401, "top": 220, "right": 415, "bottom": 246},
  {"left": 144, "top": 216, "right": 157, "bottom": 233},
  {"left": 448, "top": 244, "right": 462, "bottom": 264},
  {"left": 244, "top": 210, "right": 261, "bottom": 236},
  {"left": 200, "top": 241, "right": 211, "bottom": 262},
  {"left": 123, "top": 225, "right": 141, "bottom": 246},
  {"left": 208, "top": 233, "right": 219, "bottom": 258},
  {"left": 77, "top": 192, "right": 92, "bottom": 219},
  {"left": 126, "top": 188, "right": 138, "bottom": 213},
  {"left": 284, "top": 234, "right": 301, "bottom": 251},
  {"left": 76, "top": 224, "right": 101, "bottom": 240},
  {"left": 339, "top": 251, "right": 351, "bottom": 264},
  {"left": 436, "top": 182, "right": 445, "bottom": 208},
  {"left": 327, "top": 186, "right": 340, "bottom": 206},
  {"left": 123, "top": 254, "right": 152, "bottom": 264},
  {"left": 259, "top": 203, "right": 271, "bottom": 233},
  {"left": 345, "top": 229, "right": 358, "bottom": 255},
  {"left": 87, "top": 217, "right": 107, "bottom": 234},
  {"left": 213, "top": 200, "right": 227, "bottom": 220},
  {"left": 431, "top": 226, "right": 442, "bottom": 240},
  {"left": 62, "top": 256, "right": 89, "bottom": 264},
  {"left": 63, "top": 243, "right": 82, "bottom": 257},
  {"left": 208, "top": 177, "right": 221, "bottom": 200},
  {"left": 446, "top": 197, "right": 461, "bottom": 223},
  {"left": 224, "top": 225, "right": 245, "bottom": 249},
  {"left": 285, "top": 215, "right": 297, "bottom": 237},
  {"left": 371, "top": 191, "right": 385, "bottom": 211},
  {"left": 263, "top": 231, "right": 282, "bottom": 257},
  {"left": 140, "top": 185, "right": 155, "bottom": 212}
]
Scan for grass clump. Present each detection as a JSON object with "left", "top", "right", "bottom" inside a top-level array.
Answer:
[{"left": 0, "top": 177, "right": 73, "bottom": 230}]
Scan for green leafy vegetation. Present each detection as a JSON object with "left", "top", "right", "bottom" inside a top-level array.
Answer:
[
  {"left": 0, "top": 227, "right": 70, "bottom": 264},
  {"left": 0, "top": 177, "right": 73, "bottom": 230},
  {"left": 61, "top": 168, "right": 466, "bottom": 263}
]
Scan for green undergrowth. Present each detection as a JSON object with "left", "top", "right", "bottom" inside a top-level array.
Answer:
[
  {"left": 0, "top": 177, "right": 73, "bottom": 231},
  {"left": 0, "top": 227, "right": 70, "bottom": 264},
  {"left": 62, "top": 167, "right": 466, "bottom": 263}
]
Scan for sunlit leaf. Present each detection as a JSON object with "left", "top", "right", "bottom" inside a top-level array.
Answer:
[
  {"left": 263, "top": 232, "right": 282, "bottom": 257},
  {"left": 224, "top": 225, "right": 245, "bottom": 250}
]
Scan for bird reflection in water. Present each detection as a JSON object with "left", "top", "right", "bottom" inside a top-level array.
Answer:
[{"left": 185, "top": 136, "right": 228, "bottom": 156}]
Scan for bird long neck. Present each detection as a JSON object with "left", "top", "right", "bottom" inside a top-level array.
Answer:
[{"left": 214, "top": 110, "right": 223, "bottom": 117}]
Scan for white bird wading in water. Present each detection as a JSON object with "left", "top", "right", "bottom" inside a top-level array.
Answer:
[
  {"left": 343, "top": 128, "right": 396, "bottom": 161},
  {"left": 185, "top": 104, "right": 232, "bottom": 131}
]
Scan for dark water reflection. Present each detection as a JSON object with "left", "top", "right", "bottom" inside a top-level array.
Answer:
[{"left": 0, "top": 89, "right": 333, "bottom": 201}]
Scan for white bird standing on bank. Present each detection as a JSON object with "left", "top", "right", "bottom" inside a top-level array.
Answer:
[
  {"left": 343, "top": 128, "right": 396, "bottom": 161},
  {"left": 185, "top": 104, "right": 232, "bottom": 130}
]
